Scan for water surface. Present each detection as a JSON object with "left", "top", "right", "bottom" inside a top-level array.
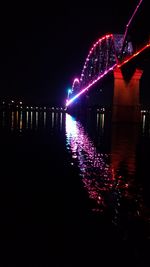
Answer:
[{"left": 0, "top": 109, "right": 150, "bottom": 266}]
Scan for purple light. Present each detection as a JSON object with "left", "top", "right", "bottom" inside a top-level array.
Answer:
[
  {"left": 117, "top": 42, "right": 150, "bottom": 68},
  {"left": 66, "top": 42, "right": 150, "bottom": 108},
  {"left": 65, "top": 114, "right": 116, "bottom": 212},
  {"left": 72, "top": 77, "right": 80, "bottom": 91},
  {"left": 121, "top": 0, "right": 143, "bottom": 53},
  {"left": 66, "top": 33, "right": 117, "bottom": 107},
  {"left": 66, "top": 63, "right": 117, "bottom": 107},
  {"left": 80, "top": 34, "right": 113, "bottom": 83}
]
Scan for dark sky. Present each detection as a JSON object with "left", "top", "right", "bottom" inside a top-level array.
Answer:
[{"left": 0, "top": 0, "right": 149, "bottom": 105}]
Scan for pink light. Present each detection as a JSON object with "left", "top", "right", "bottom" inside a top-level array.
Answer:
[
  {"left": 121, "top": 0, "right": 143, "bottom": 53},
  {"left": 66, "top": 42, "right": 150, "bottom": 108},
  {"left": 66, "top": 63, "right": 117, "bottom": 107},
  {"left": 65, "top": 114, "right": 121, "bottom": 212},
  {"left": 127, "top": 0, "right": 143, "bottom": 27},
  {"left": 80, "top": 33, "right": 113, "bottom": 82},
  {"left": 117, "top": 43, "right": 150, "bottom": 68},
  {"left": 72, "top": 78, "right": 80, "bottom": 91}
]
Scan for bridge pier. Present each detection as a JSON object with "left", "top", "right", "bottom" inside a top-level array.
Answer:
[{"left": 112, "top": 68, "right": 143, "bottom": 123}]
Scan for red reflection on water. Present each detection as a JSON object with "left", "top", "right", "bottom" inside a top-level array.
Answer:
[
  {"left": 66, "top": 114, "right": 123, "bottom": 213},
  {"left": 65, "top": 114, "right": 149, "bottom": 229}
]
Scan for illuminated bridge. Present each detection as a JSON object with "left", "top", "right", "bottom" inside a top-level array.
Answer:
[{"left": 66, "top": 0, "right": 150, "bottom": 121}]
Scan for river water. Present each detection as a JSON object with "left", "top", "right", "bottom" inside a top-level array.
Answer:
[{"left": 0, "top": 109, "right": 150, "bottom": 266}]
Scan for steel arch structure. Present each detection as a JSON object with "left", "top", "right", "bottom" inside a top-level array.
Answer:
[
  {"left": 66, "top": 33, "right": 149, "bottom": 108},
  {"left": 80, "top": 34, "right": 117, "bottom": 89},
  {"left": 65, "top": 0, "right": 150, "bottom": 108},
  {"left": 66, "top": 33, "right": 132, "bottom": 107}
]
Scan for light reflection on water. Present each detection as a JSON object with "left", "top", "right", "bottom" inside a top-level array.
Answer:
[
  {"left": 35, "top": 111, "right": 38, "bottom": 129},
  {"left": 0, "top": 110, "right": 65, "bottom": 132},
  {"left": 30, "top": 111, "right": 33, "bottom": 129},
  {"left": 19, "top": 111, "right": 23, "bottom": 131},
  {"left": 11, "top": 111, "right": 14, "bottom": 130},
  {"left": 0, "top": 109, "right": 150, "bottom": 227},
  {"left": 44, "top": 112, "right": 46, "bottom": 128},
  {"left": 65, "top": 112, "right": 150, "bottom": 229},
  {"left": 66, "top": 113, "right": 113, "bottom": 212},
  {"left": 52, "top": 112, "right": 54, "bottom": 128}
]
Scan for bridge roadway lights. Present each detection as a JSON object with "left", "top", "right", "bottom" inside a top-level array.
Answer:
[{"left": 112, "top": 68, "right": 143, "bottom": 123}]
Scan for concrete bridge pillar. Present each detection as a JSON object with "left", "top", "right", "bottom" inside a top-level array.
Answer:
[{"left": 112, "top": 68, "right": 143, "bottom": 123}]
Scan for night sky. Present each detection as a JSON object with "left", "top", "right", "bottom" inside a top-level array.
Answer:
[{"left": 0, "top": 0, "right": 149, "bottom": 106}]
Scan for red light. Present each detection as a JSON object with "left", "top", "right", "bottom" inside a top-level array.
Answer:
[{"left": 117, "top": 43, "right": 150, "bottom": 68}]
